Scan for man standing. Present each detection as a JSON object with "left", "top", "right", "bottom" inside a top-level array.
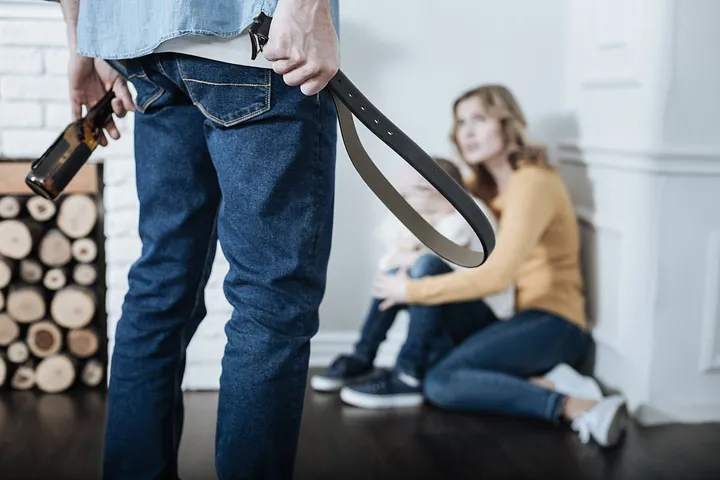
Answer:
[{"left": 55, "top": 1, "right": 340, "bottom": 479}]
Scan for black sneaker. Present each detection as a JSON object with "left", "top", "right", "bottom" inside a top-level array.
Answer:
[
  {"left": 339, "top": 368, "right": 424, "bottom": 409},
  {"left": 310, "top": 354, "right": 374, "bottom": 392}
]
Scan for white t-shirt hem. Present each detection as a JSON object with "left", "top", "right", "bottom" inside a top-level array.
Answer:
[{"left": 153, "top": 31, "right": 272, "bottom": 69}]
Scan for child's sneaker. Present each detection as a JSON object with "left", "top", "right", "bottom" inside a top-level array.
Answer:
[
  {"left": 339, "top": 368, "right": 424, "bottom": 409},
  {"left": 310, "top": 354, "right": 374, "bottom": 392}
]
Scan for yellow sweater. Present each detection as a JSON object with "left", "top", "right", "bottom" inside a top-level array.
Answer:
[{"left": 405, "top": 165, "right": 587, "bottom": 329}]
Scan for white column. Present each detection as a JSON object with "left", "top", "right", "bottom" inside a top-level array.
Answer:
[{"left": 561, "top": 0, "right": 720, "bottom": 424}]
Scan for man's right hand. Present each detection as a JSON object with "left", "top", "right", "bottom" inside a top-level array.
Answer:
[
  {"left": 67, "top": 52, "right": 135, "bottom": 146},
  {"left": 263, "top": 0, "right": 339, "bottom": 96}
]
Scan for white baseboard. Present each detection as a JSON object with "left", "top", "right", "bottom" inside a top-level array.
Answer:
[
  {"left": 634, "top": 402, "right": 720, "bottom": 426},
  {"left": 180, "top": 327, "right": 407, "bottom": 391},
  {"left": 307, "top": 329, "right": 406, "bottom": 368}
]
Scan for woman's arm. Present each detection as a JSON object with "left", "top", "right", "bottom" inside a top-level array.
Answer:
[{"left": 405, "top": 167, "right": 560, "bottom": 305}]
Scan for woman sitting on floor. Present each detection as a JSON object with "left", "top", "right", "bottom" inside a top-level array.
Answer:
[
  {"left": 311, "top": 157, "right": 514, "bottom": 393},
  {"left": 340, "top": 84, "right": 628, "bottom": 448}
]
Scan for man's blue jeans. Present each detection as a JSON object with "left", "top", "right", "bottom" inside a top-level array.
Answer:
[{"left": 105, "top": 53, "right": 337, "bottom": 480}]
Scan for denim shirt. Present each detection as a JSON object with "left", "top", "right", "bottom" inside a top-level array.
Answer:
[{"left": 72, "top": 0, "right": 339, "bottom": 60}]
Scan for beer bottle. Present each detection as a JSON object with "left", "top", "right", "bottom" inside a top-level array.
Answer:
[{"left": 25, "top": 90, "right": 115, "bottom": 201}]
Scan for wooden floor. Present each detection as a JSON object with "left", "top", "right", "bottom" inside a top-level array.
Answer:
[{"left": 1, "top": 373, "right": 720, "bottom": 479}]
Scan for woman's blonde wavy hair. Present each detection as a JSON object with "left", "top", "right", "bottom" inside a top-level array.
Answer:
[{"left": 450, "top": 84, "right": 551, "bottom": 204}]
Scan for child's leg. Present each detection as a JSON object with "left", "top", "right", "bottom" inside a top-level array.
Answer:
[
  {"left": 311, "top": 269, "right": 401, "bottom": 392},
  {"left": 350, "top": 266, "right": 403, "bottom": 362},
  {"left": 353, "top": 297, "right": 403, "bottom": 363},
  {"left": 338, "top": 254, "right": 499, "bottom": 408}
]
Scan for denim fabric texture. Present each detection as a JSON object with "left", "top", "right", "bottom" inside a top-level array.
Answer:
[
  {"left": 352, "top": 255, "right": 496, "bottom": 379},
  {"left": 422, "top": 306, "right": 591, "bottom": 422},
  {"left": 75, "top": 0, "right": 340, "bottom": 59},
  {"left": 103, "top": 53, "right": 337, "bottom": 480}
]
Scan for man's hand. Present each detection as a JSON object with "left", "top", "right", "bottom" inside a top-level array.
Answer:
[
  {"left": 263, "top": 0, "right": 339, "bottom": 96},
  {"left": 67, "top": 53, "right": 135, "bottom": 146},
  {"left": 59, "top": 0, "right": 133, "bottom": 146}
]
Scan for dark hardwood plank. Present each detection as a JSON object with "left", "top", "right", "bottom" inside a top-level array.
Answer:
[{"left": 1, "top": 371, "right": 719, "bottom": 479}]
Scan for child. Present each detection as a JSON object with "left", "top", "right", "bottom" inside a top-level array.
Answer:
[{"left": 311, "top": 158, "right": 514, "bottom": 392}]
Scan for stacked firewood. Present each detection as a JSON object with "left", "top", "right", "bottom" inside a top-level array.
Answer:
[{"left": 0, "top": 192, "right": 104, "bottom": 393}]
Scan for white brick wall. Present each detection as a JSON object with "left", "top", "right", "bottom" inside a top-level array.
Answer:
[
  {"left": 0, "top": 46, "right": 42, "bottom": 74},
  {"left": 0, "top": 18, "right": 66, "bottom": 46},
  {"left": 0, "top": 0, "right": 237, "bottom": 389},
  {"left": 0, "top": 2, "right": 238, "bottom": 389},
  {"left": 0, "top": 101, "right": 42, "bottom": 127}
]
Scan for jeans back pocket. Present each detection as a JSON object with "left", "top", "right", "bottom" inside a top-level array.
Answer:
[{"left": 176, "top": 56, "right": 271, "bottom": 127}]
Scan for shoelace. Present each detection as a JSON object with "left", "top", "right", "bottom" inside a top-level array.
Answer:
[{"left": 570, "top": 414, "right": 592, "bottom": 444}]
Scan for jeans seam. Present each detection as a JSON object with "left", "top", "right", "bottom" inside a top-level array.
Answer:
[
  {"left": 155, "top": 55, "right": 170, "bottom": 78},
  {"left": 124, "top": 59, "right": 165, "bottom": 113},
  {"left": 303, "top": 93, "right": 323, "bottom": 269},
  {"left": 172, "top": 205, "right": 220, "bottom": 450},
  {"left": 183, "top": 78, "right": 270, "bottom": 87},
  {"left": 138, "top": 88, "right": 165, "bottom": 113}
]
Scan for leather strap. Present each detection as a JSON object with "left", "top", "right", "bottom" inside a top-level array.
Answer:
[{"left": 250, "top": 14, "right": 495, "bottom": 267}]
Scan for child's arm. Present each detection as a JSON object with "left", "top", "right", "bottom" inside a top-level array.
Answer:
[
  {"left": 376, "top": 214, "right": 421, "bottom": 270},
  {"left": 434, "top": 198, "right": 499, "bottom": 266}
]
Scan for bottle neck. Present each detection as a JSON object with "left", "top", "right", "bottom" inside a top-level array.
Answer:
[{"left": 86, "top": 90, "right": 115, "bottom": 130}]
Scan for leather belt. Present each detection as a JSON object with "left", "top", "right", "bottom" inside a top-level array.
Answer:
[{"left": 249, "top": 14, "right": 496, "bottom": 268}]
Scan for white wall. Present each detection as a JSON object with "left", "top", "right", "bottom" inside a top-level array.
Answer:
[
  {"left": 661, "top": 0, "right": 720, "bottom": 147},
  {"left": 0, "top": 0, "right": 568, "bottom": 389},
  {"left": 561, "top": 0, "right": 720, "bottom": 424},
  {"left": 322, "top": 0, "right": 568, "bottom": 362}
]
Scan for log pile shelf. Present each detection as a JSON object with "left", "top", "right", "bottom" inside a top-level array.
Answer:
[{"left": 0, "top": 161, "right": 106, "bottom": 393}]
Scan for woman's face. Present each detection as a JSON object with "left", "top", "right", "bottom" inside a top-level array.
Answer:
[{"left": 454, "top": 96, "right": 505, "bottom": 166}]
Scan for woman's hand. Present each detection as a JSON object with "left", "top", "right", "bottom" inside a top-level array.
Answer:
[{"left": 372, "top": 268, "right": 410, "bottom": 311}]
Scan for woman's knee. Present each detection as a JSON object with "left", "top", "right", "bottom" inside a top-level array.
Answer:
[
  {"left": 423, "top": 367, "right": 455, "bottom": 408},
  {"left": 409, "top": 254, "right": 452, "bottom": 279}
]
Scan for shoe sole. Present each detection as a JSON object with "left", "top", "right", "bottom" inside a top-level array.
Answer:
[
  {"left": 311, "top": 370, "right": 377, "bottom": 393},
  {"left": 596, "top": 397, "right": 630, "bottom": 447},
  {"left": 339, "top": 387, "right": 424, "bottom": 409},
  {"left": 310, "top": 375, "right": 346, "bottom": 392},
  {"left": 604, "top": 402, "right": 629, "bottom": 447}
]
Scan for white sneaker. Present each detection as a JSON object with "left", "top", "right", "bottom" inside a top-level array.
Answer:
[
  {"left": 544, "top": 363, "right": 603, "bottom": 400},
  {"left": 570, "top": 394, "right": 629, "bottom": 447}
]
